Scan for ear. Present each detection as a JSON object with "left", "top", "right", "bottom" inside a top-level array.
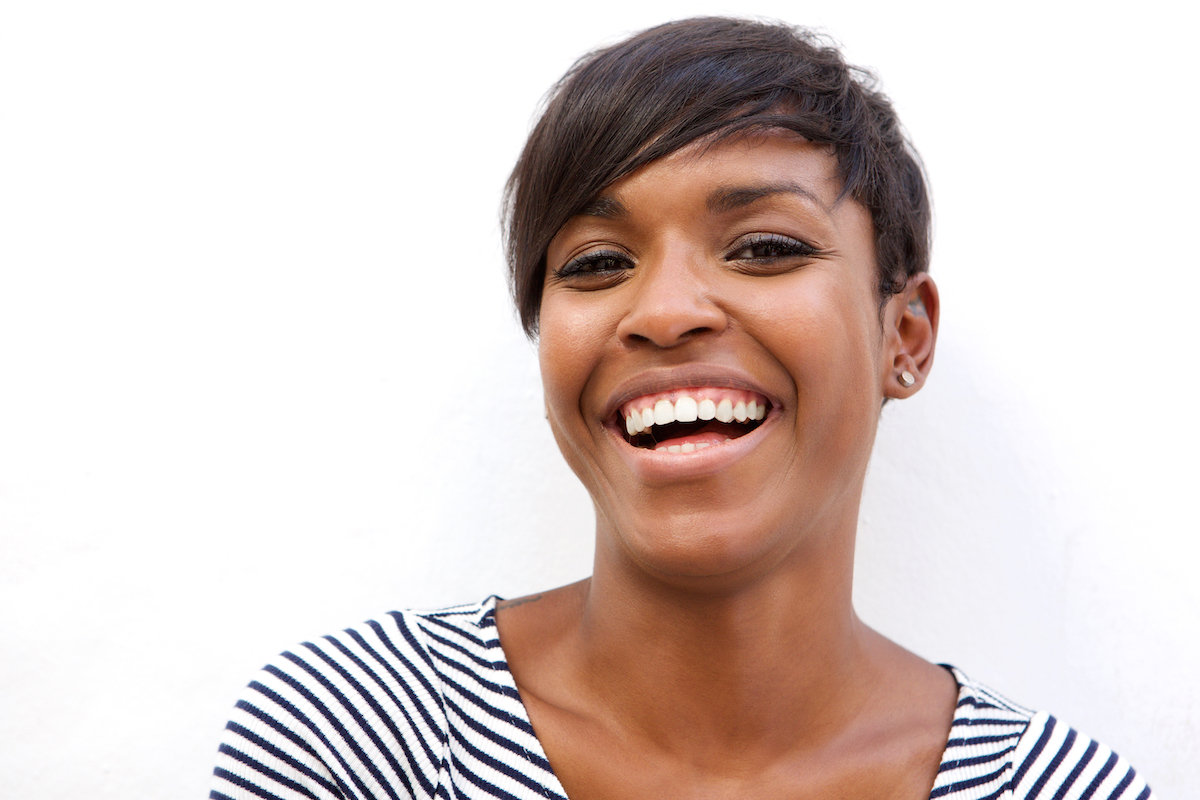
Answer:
[{"left": 881, "top": 273, "right": 939, "bottom": 400}]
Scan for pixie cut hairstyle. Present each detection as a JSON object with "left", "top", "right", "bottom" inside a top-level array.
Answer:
[{"left": 503, "top": 16, "right": 931, "bottom": 337}]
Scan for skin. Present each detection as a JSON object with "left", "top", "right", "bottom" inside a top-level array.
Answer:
[{"left": 497, "top": 132, "right": 951, "bottom": 800}]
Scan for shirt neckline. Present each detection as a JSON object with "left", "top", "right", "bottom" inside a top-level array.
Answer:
[{"left": 475, "top": 595, "right": 974, "bottom": 800}]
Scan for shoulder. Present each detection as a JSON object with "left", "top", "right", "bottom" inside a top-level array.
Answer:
[
  {"left": 933, "top": 667, "right": 1155, "bottom": 800},
  {"left": 211, "top": 598, "right": 501, "bottom": 800},
  {"left": 1005, "top": 711, "right": 1154, "bottom": 800}
]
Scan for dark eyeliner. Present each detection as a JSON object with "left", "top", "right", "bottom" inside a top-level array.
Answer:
[
  {"left": 728, "top": 233, "right": 820, "bottom": 261},
  {"left": 554, "top": 249, "right": 631, "bottom": 280}
]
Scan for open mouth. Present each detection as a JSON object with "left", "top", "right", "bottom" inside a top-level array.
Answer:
[{"left": 618, "top": 389, "right": 770, "bottom": 453}]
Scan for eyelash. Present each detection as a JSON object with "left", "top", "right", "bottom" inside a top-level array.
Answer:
[
  {"left": 726, "top": 234, "right": 819, "bottom": 263},
  {"left": 554, "top": 249, "right": 632, "bottom": 280}
]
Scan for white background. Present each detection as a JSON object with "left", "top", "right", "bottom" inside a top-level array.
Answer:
[{"left": 1, "top": 1, "right": 1196, "bottom": 797}]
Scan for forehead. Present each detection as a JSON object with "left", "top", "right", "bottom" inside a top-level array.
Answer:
[
  {"left": 561, "top": 133, "right": 856, "bottom": 237},
  {"left": 670, "top": 131, "right": 839, "bottom": 183}
]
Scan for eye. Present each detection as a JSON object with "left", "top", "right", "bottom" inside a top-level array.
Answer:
[
  {"left": 552, "top": 249, "right": 633, "bottom": 286},
  {"left": 726, "top": 234, "right": 819, "bottom": 272}
]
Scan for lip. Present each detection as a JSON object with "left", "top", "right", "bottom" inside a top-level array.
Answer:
[
  {"left": 598, "top": 364, "right": 784, "bottom": 481},
  {"left": 605, "top": 404, "right": 779, "bottom": 482},
  {"left": 601, "top": 364, "right": 784, "bottom": 422}
]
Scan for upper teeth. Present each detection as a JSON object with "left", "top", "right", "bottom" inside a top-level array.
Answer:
[{"left": 624, "top": 391, "right": 767, "bottom": 436}]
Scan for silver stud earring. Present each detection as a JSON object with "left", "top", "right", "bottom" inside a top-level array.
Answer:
[{"left": 899, "top": 370, "right": 915, "bottom": 387}]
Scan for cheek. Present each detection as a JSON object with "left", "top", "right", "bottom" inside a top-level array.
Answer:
[
  {"left": 804, "top": 300, "right": 885, "bottom": 462},
  {"left": 537, "top": 295, "right": 608, "bottom": 422},
  {"left": 537, "top": 302, "right": 617, "bottom": 494},
  {"left": 752, "top": 277, "right": 883, "bottom": 431},
  {"left": 753, "top": 275, "right": 877, "bottom": 363}
]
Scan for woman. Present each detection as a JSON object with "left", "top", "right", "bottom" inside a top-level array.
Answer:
[{"left": 211, "top": 18, "right": 1153, "bottom": 800}]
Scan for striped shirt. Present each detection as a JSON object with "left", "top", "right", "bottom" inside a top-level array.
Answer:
[{"left": 211, "top": 597, "right": 1154, "bottom": 800}]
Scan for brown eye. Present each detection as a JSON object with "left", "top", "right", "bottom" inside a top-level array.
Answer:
[
  {"left": 554, "top": 250, "right": 633, "bottom": 283},
  {"left": 728, "top": 234, "right": 817, "bottom": 262}
]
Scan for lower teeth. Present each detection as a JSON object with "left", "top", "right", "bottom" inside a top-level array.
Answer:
[{"left": 654, "top": 439, "right": 726, "bottom": 453}]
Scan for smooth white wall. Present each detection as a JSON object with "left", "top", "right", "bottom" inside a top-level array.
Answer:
[{"left": 1, "top": 1, "right": 1195, "bottom": 796}]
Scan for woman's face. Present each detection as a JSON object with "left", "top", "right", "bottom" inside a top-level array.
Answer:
[{"left": 539, "top": 132, "right": 924, "bottom": 584}]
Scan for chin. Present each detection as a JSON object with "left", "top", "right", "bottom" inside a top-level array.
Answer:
[
  {"left": 593, "top": 476, "right": 864, "bottom": 592},
  {"left": 598, "top": 505, "right": 805, "bottom": 588}
]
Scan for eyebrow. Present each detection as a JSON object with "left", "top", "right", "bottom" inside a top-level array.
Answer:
[
  {"left": 578, "top": 195, "right": 627, "bottom": 220},
  {"left": 574, "top": 181, "right": 831, "bottom": 222},
  {"left": 706, "top": 182, "right": 832, "bottom": 216}
]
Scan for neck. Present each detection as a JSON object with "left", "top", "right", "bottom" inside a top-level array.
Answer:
[{"left": 567, "top": 509, "right": 880, "bottom": 756}]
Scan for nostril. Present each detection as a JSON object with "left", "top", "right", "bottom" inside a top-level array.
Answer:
[{"left": 621, "top": 323, "right": 720, "bottom": 349}]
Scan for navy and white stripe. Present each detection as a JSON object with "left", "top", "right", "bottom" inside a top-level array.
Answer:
[
  {"left": 211, "top": 598, "right": 1153, "bottom": 800},
  {"left": 932, "top": 668, "right": 1151, "bottom": 799}
]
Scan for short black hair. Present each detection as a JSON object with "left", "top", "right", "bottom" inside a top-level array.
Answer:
[{"left": 503, "top": 16, "right": 931, "bottom": 337}]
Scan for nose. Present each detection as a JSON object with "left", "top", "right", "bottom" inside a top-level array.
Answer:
[{"left": 616, "top": 254, "right": 727, "bottom": 348}]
